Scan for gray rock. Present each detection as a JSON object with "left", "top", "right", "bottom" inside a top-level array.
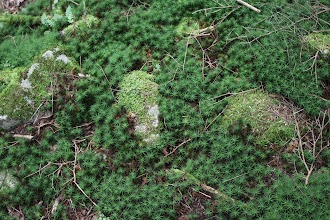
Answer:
[{"left": 0, "top": 115, "right": 20, "bottom": 131}]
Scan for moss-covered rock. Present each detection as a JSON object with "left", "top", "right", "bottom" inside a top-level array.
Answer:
[
  {"left": 0, "top": 48, "right": 77, "bottom": 130},
  {"left": 118, "top": 71, "right": 159, "bottom": 145},
  {"left": 221, "top": 90, "right": 295, "bottom": 147},
  {"left": 305, "top": 33, "right": 330, "bottom": 55}
]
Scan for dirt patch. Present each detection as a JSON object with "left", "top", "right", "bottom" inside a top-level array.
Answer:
[
  {"left": 1, "top": 0, "right": 30, "bottom": 14},
  {"left": 268, "top": 93, "right": 310, "bottom": 127},
  {"left": 176, "top": 189, "right": 216, "bottom": 220}
]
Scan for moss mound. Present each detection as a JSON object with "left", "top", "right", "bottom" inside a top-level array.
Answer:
[
  {"left": 222, "top": 90, "right": 295, "bottom": 146},
  {"left": 118, "top": 71, "right": 159, "bottom": 144}
]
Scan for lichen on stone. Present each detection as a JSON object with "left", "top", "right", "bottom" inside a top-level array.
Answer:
[
  {"left": 118, "top": 71, "right": 160, "bottom": 144},
  {"left": 221, "top": 90, "right": 295, "bottom": 147},
  {"left": 42, "top": 50, "right": 54, "bottom": 59}
]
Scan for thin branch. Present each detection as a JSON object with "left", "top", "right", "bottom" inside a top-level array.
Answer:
[
  {"left": 208, "top": 87, "right": 258, "bottom": 101},
  {"left": 236, "top": 0, "right": 261, "bottom": 13},
  {"left": 97, "top": 64, "right": 116, "bottom": 101},
  {"left": 203, "top": 106, "right": 227, "bottom": 131},
  {"left": 165, "top": 139, "right": 192, "bottom": 157},
  {"left": 13, "top": 134, "right": 34, "bottom": 140},
  {"left": 24, "top": 162, "right": 52, "bottom": 179},
  {"left": 294, "top": 110, "right": 330, "bottom": 185},
  {"left": 72, "top": 141, "right": 97, "bottom": 206}
]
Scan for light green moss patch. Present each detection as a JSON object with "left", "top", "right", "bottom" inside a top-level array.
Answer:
[
  {"left": 118, "top": 71, "right": 159, "bottom": 144},
  {"left": 62, "top": 15, "right": 99, "bottom": 37},
  {"left": 176, "top": 17, "right": 199, "bottom": 37},
  {"left": 221, "top": 90, "right": 295, "bottom": 147},
  {"left": 305, "top": 33, "right": 330, "bottom": 55}
]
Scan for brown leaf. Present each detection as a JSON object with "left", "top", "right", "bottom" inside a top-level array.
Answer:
[
  {"left": 162, "top": 148, "right": 169, "bottom": 156},
  {"left": 142, "top": 177, "right": 148, "bottom": 186}
]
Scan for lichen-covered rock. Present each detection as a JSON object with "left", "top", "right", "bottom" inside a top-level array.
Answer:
[
  {"left": 221, "top": 90, "right": 295, "bottom": 147},
  {"left": 0, "top": 170, "right": 18, "bottom": 194},
  {"left": 305, "top": 33, "right": 330, "bottom": 55},
  {"left": 118, "top": 71, "right": 159, "bottom": 145},
  {"left": 0, "top": 48, "right": 76, "bottom": 130}
]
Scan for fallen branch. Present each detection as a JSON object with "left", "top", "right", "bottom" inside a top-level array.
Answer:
[
  {"left": 236, "top": 0, "right": 261, "bottom": 13},
  {"left": 203, "top": 106, "right": 227, "bottom": 131},
  {"left": 294, "top": 110, "right": 330, "bottom": 185},
  {"left": 13, "top": 134, "right": 34, "bottom": 140},
  {"left": 165, "top": 139, "right": 191, "bottom": 157},
  {"left": 168, "top": 168, "right": 236, "bottom": 202},
  {"left": 72, "top": 140, "right": 97, "bottom": 206}
]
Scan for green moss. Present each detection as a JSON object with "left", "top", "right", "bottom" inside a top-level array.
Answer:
[
  {"left": 305, "top": 33, "right": 330, "bottom": 55},
  {"left": 0, "top": 33, "right": 57, "bottom": 70},
  {"left": 118, "top": 71, "right": 157, "bottom": 118},
  {"left": 118, "top": 71, "right": 159, "bottom": 143},
  {"left": 0, "top": 14, "right": 40, "bottom": 24},
  {"left": 221, "top": 90, "right": 295, "bottom": 147}
]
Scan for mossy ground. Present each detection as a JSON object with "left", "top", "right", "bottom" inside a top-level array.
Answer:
[{"left": 0, "top": 0, "right": 329, "bottom": 219}]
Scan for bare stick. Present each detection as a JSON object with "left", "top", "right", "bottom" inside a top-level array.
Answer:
[
  {"left": 97, "top": 64, "right": 116, "bottom": 101},
  {"left": 169, "top": 169, "right": 236, "bottom": 202},
  {"left": 24, "top": 162, "right": 52, "bottom": 178},
  {"left": 208, "top": 87, "right": 258, "bottom": 101},
  {"left": 72, "top": 141, "right": 97, "bottom": 206},
  {"left": 13, "top": 134, "right": 34, "bottom": 140},
  {"left": 294, "top": 110, "right": 330, "bottom": 185},
  {"left": 222, "top": 172, "right": 249, "bottom": 183},
  {"left": 236, "top": 0, "right": 261, "bottom": 13},
  {"left": 312, "top": 51, "right": 319, "bottom": 83},
  {"left": 74, "top": 181, "right": 97, "bottom": 206},
  {"left": 203, "top": 106, "right": 227, "bottom": 131},
  {"left": 165, "top": 139, "right": 191, "bottom": 157}
]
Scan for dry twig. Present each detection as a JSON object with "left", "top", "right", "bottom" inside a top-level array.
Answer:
[
  {"left": 294, "top": 110, "right": 330, "bottom": 185},
  {"left": 12, "top": 134, "right": 34, "bottom": 140},
  {"left": 236, "top": 0, "right": 261, "bottom": 13},
  {"left": 165, "top": 139, "right": 192, "bottom": 158}
]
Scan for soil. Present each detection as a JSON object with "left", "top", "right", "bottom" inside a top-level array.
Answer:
[{"left": 1, "top": 0, "right": 30, "bottom": 14}]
